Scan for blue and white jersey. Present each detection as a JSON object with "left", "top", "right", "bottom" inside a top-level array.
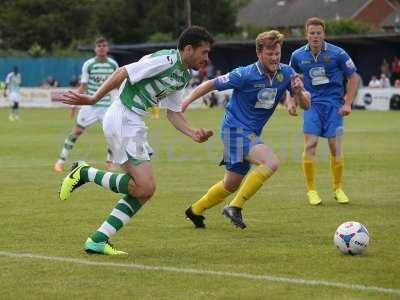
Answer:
[
  {"left": 290, "top": 41, "right": 356, "bottom": 107},
  {"left": 214, "top": 61, "right": 295, "bottom": 136}
]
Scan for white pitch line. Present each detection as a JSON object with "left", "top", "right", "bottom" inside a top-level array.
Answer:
[{"left": 1, "top": 251, "right": 399, "bottom": 296}]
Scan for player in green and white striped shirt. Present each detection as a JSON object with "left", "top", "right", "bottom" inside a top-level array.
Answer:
[
  {"left": 58, "top": 26, "right": 214, "bottom": 255},
  {"left": 4, "top": 66, "right": 22, "bottom": 121},
  {"left": 54, "top": 37, "right": 118, "bottom": 173}
]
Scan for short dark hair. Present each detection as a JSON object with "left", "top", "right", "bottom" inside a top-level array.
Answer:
[
  {"left": 177, "top": 26, "right": 214, "bottom": 50},
  {"left": 95, "top": 37, "right": 108, "bottom": 45}
]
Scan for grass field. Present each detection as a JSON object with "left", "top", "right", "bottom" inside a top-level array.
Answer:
[{"left": 0, "top": 107, "right": 399, "bottom": 299}]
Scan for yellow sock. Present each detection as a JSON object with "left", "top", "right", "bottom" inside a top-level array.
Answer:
[
  {"left": 150, "top": 106, "right": 160, "bottom": 119},
  {"left": 330, "top": 155, "right": 343, "bottom": 190},
  {"left": 302, "top": 152, "right": 316, "bottom": 191},
  {"left": 229, "top": 165, "right": 274, "bottom": 208},
  {"left": 191, "top": 181, "right": 231, "bottom": 215}
]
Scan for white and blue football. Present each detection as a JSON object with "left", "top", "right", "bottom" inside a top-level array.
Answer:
[{"left": 333, "top": 221, "right": 369, "bottom": 255}]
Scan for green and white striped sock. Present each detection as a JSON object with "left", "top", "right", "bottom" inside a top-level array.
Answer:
[
  {"left": 80, "top": 166, "right": 130, "bottom": 194},
  {"left": 59, "top": 133, "right": 78, "bottom": 161},
  {"left": 91, "top": 195, "right": 142, "bottom": 243}
]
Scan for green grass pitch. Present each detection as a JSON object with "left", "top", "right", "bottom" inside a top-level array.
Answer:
[{"left": 0, "top": 107, "right": 399, "bottom": 299}]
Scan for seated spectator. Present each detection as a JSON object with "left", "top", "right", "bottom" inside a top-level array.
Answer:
[
  {"left": 206, "top": 61, "right": 215, "bottom": 79},
  {"left": 207, "top": 92, "right": 218, "bottom": 108},
  {"left": 380, "top": 74, "right": 390, "bottom": 88},
  {"left": 42, "top": 75, "right": 59, "bottom": 88},
  {"left": 368, "top": 76, "right": 381, "bottom": 88},
  {"left": 190, "top": 69, "right": 201, "bottom": 87},
  {"left": 69, "top": 75, "right": 80, "bottom": 87},
  {"left": 394, "top": 79, "right": 400, "bottom": 88},
  {"left": 391, "top": 56, "right": 400, "bottom": 84},
  {"left": 215, "top": 69, "right": 222, "bottom": 77}
]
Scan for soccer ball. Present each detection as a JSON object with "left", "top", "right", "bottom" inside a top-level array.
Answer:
[{"left": 333, "top": 221, "right": 369, "bottom": 255}]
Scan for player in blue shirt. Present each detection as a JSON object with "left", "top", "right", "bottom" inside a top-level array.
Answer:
[
  {"left": 289, "top": 17, "right": 360, "bottom": 205},
  {"left": 182, "top": 30, "right": 310, "bottom": 229}
]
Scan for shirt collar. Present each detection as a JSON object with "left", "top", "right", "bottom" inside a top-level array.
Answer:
[
  {"left": 255, "top": 60, "right": 281, "bottom": 75},
  {"left": 305, "top": 41, "right": 327, "bottom": 52}
]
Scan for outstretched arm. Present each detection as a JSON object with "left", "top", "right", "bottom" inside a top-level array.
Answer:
[
  {"left": 60, "top": 67, "right": 128, "bottom": 105},
  {"left": 181, "top": 80, "right": 215, "bottom": 112},
  {"left": 167, "top": 109, "right": 213, "bottom": 143},
  {"left": 69, "top": 83, "right": 86, "bottom": 118}
]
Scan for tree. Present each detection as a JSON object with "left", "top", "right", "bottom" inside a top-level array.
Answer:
[
  {"left": 0, "top": 0, "right": 94, "bottom": 51},
  {"left": 0, "top": 0, "right": 239, "bottom": 52}
]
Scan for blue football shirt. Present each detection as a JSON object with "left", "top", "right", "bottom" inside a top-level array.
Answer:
[
  {"left": 214, "top": 61, "right": 295, "bottom": 136},
  {"left": 290, "top": 42, "right": 356, "bottom": 107}
]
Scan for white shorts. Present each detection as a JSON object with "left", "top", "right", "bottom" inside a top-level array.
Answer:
[
  {"left": 9, "top": 91, "right": 21, "bottom": 103},
  {"left": 103, "top": 100, "right": 154, "bottom": 165},
  {"left": 77, "top": 106, "right": 108, "bottom": 128}
]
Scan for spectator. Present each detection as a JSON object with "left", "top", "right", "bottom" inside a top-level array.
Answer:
[
  {"left": 190, "top": 69, "right": 201, "bottom": 87},
  {"left": 394, "top": 79, "right": 400, "bottom": 88},
  {"left": 205, "top": 60, "right": 215, "bottom": 79},
  {"left": 42, "top": 75, "right": 59, "bottom": 88},
  {"left": 368, "top": 75, "right": 381, "bottom": 88},
  {"left": 380, "top": 59, "right": 391, "bottom": 79},
  {"left": 380, "top": 74, "right": 390, "bottom": 88},
  {"left": 69, "top": 75, "right": 80, "bottom": 87},
  {"left": 207, "top": 91, "right": 218, "bottom": 108},
  {"left": 391, "top": 56, "right": 400, "bottom": 84}
]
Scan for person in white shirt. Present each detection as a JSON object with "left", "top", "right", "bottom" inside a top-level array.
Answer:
[
  {"left": 380, "top": 74, "right": 391, "bottom": 88},
  {"left": 4, "top": 66, "right": 22, "bottom": 121},
  {"left": 368, "top": 76, "right": 381, "bottom": 88}
]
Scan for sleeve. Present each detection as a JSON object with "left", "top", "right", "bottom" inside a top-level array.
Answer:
[
  {"left": 213, "top": 67, "right": 243, "bottom": 91},
  {"left": 109, "top": 58, "right": 119, "bottom": 69},
  {"left": 80, "top": 60, "right": 90, "bottom": 84},
  {"left": 289, "top": 53, "right": 300, "bottom": 74},
  {"left": 286, "top": 67, "right": 296, "bottom": 96},
  {"left": 125, "top": 53, "right": 175, "bottom": 85},
  {"left": 160, "top": 89, "right": 184, "bottom": 112},
  {"left": 337, "top": 49, "right": 357, "bottom": 77},
  {"left": 5, "top": 73, "right": 11, "bottom": 85}
]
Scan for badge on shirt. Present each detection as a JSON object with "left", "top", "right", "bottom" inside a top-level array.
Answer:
[
  {"left": 309, "top": 67, "right": 330, "bottom": 85},
  {"left": 217, "top": 74, "right": 230, "bottom": 84},
  {"left": 322, "top": 55, "right": 331, "bottom": 63},
  {"left": 254, "top": 83, "right": 265, "bottom": 88},
  {"left": 276, "top": 72, "right": 284, "bottom": 82},
  {"left": 255, "top": 88, "right": 277, "bottom": 109}
]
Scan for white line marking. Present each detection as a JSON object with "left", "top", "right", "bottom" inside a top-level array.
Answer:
[{"left": 0, "top": 251, "right": 399, "bottom": 295}]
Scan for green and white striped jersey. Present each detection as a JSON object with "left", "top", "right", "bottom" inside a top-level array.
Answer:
[
  {"left": 5, "top": 72, "right": 21, "bottom": 93},
  {"left": 120, "top": 49, "right": 191, "bottom": 115},
  {"left": 81, "top": 57, "right": 118, "bottom": 107}
]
